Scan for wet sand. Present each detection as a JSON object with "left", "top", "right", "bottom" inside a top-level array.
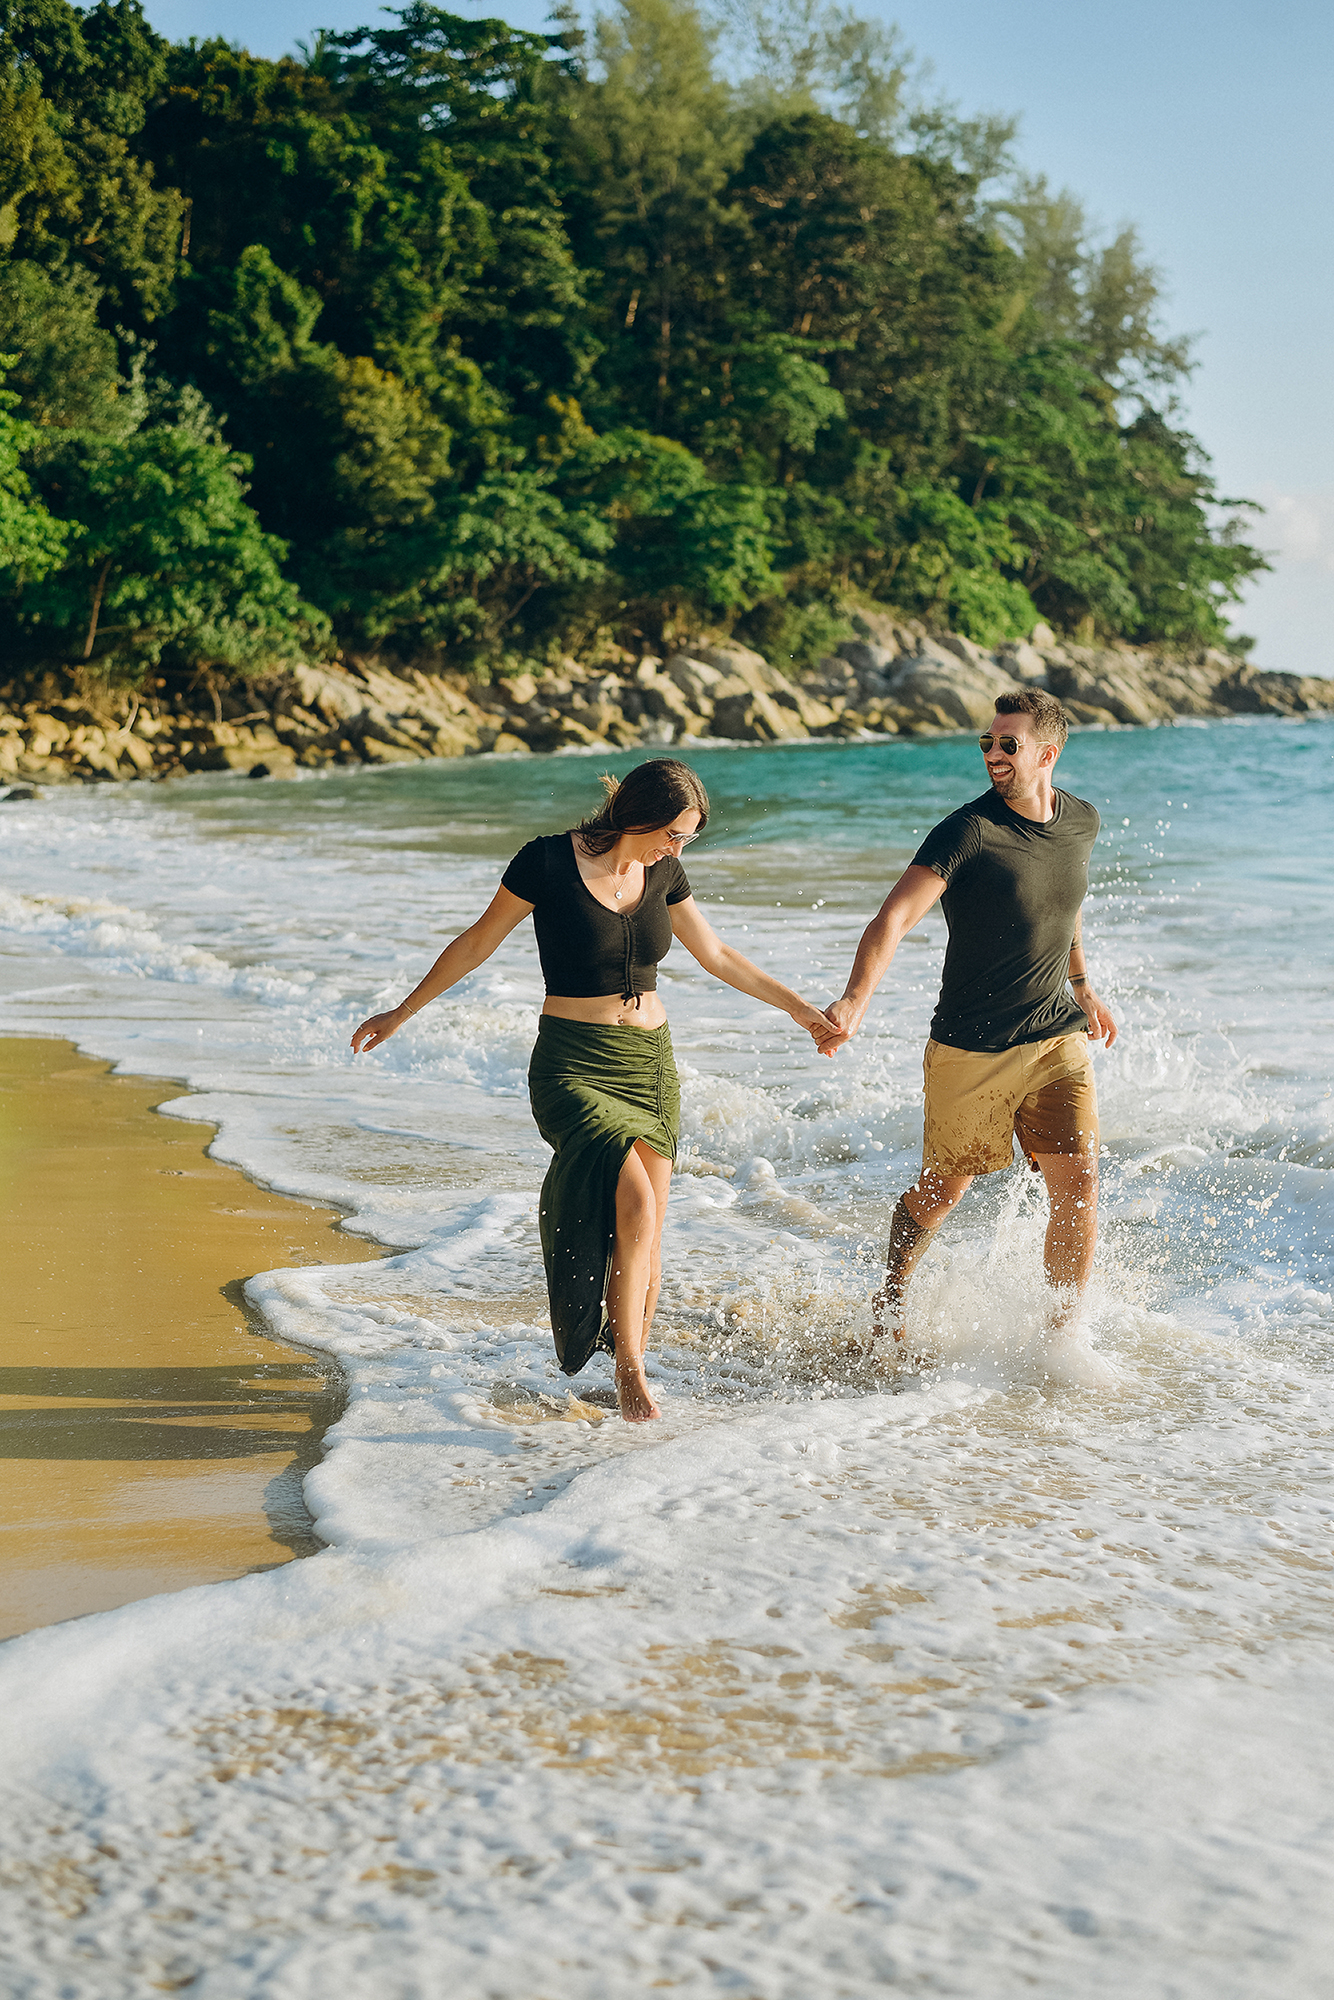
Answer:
[{"left": 0, "top": 1038, "right": 379, "bottom": 1641}]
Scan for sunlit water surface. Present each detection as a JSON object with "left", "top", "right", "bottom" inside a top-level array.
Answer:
[{"left": 1, "top": 718, "right": 1331, "bottom": 1997}]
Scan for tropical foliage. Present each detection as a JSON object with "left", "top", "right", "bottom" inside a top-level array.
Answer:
[{"left": 0, "top": 0, "right": 1265, "bottom": 683}]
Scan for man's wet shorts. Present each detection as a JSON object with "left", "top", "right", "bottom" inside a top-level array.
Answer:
[{"left": 922, "top": 1033, "right": 1099, "bottom": 1177}]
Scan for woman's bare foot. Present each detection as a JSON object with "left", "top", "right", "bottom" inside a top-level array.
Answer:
[{"left": 615, "top": 1364, "right": 661, "bottom": 1423}]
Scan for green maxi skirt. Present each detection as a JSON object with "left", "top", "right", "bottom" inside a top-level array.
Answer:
[{"left": 527, "top": 1015, "right": 680, "bottom": 1376}]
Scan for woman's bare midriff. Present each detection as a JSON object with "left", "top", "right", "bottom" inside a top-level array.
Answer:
[{"left": 542, "top": 993, "right": 669, "bottom": 1030}]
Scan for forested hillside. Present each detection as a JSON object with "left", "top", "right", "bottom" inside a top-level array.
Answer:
[{"left": 0, "top": 0, "right": 1266, "bottom": 692}]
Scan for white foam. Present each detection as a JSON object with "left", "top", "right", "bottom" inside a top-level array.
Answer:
[{"left": 2, "top": 738, "right": 1333, "bottom": 1992}]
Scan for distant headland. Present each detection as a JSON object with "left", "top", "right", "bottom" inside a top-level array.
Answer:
[
  {"left": 3, "top": 612, "right": 1328, "bottom": 791},
  {"left": 1, "top": 2, "right": 1284, "bottom": 788}
]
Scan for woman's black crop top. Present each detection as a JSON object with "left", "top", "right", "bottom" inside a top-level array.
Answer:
[{"left": 501, "top": 833, "right": 693, "bottom": 1001}]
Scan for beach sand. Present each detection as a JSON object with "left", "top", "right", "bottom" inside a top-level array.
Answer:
[{"left": 0, "top": 1037, "right": 379, "bottom": 1641}]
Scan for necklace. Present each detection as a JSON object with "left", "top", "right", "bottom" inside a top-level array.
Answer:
[
  {"left": 580, "top": 839, "right": 637, "bottom": 902},
  {"left": 602, "top": 858, "right": 634, "bottom": 901}
]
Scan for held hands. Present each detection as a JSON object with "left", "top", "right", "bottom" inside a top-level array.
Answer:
[
  {"left": 795, "top": 1002, "right": 848, "bottom": 1058},
  {"left": 356, "top": 996, "right": 854, "bottom": 1058},
  {"left": 350, "top": 1006, "right": 407, "bottom": 1054},
  {"left": 820, "top": 997, "right": 862, "bottom": 1043}
]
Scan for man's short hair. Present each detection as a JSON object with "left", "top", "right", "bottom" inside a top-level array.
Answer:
[{"left": 994, "top": 688, "right": 1069, "bottom": 749}]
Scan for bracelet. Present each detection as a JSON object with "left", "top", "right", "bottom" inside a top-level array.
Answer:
[{"left": 1070, "top": 975, "right": 1088, "bottom": 987}]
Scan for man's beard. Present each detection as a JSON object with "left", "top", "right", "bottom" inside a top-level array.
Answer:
[{"left": 988, "top": 767, "right": 1018, "bottom": 796}]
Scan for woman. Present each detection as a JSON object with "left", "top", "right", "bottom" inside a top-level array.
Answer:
[{"left": 352, "top": 759, "right": 842, "bottom": 1422}]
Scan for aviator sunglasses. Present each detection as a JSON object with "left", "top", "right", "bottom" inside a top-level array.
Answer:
[{"left": 977, "top": 732, "right": 1022, "bottom": 755}]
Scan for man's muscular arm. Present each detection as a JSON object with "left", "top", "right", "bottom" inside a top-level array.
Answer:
[
  {"left": 824, "top": 865, "right": 946, "bottom": 1039},
  {"left": 1068, "top": 911, "right": 1118, "bottom": 1046}
]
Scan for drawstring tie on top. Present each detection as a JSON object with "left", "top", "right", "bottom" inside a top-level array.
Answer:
[{"left": 621, "top": 908, "right": 639, "bottom": 1006}]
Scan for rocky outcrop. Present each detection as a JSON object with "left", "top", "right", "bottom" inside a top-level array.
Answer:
[{"left": 3, "top": 611, "right": 1332, "bottom": 792}]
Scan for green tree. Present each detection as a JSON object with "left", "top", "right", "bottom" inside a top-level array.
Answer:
[
  {"left": 145, "top": 7, "right": 586, "bottom": 414},
  {"left": 727, "top": 113, "right": 1015, "bottom": 474},
  {"left": 0, "top": 258, "right": 124, "bottom": 429},
  {"left": 955, "top": 344, "right": 1265, "bottom": 642},
  {"left": 0, "top": 0, "right": 1267, "bottom": 675},
  {"left": 1115, "top": 411, "right": 1267, "bottom": 644},
  {"left": 999, "top": 174, "right": 1191, "bottom": 392},
  {"left": 715, "top": 0, "right": 913, "bottom": 141},
  {"left": 0, "top": 44, "right": 78, "bottom": 248},
  {"left": 174, "top": 241, "right": 505, "bottom": 642},
  {"left": 536, "top": 422, "right": 780, "bottom": 625},
  {"left": 694, "top": 332, "right": 845, "bottom": 482},
  {"left": 2, "top": 0, "right": 184, "bottom": 330},
  {"left": 0, "top": 361, "right": 69, "bottom": 584},
  {"left": 384, "top": 464, "right": 613, "bottom": 649},
  {"left": 885, "top": 482, "right": 1037, "bottom": 642},
  {"left": 20, "top": 423, "right": 323, "bottom": 676},
  {"left": 552, "top": 0, "right": 742, "bottom": 432}
]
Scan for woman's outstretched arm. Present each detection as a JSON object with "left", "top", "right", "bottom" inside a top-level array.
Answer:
[
  {"left": 669, "top": 898, "right": 846, "bottom": 1058},
  {"left": 351, "top": 886, "right": 534, "bottom": 1053}
]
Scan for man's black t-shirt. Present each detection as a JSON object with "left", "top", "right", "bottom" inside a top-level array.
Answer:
[{"left": 912, "top": 788, "right": 1099, "bottom": 1052}]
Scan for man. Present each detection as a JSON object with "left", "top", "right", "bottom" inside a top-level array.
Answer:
[{"left": 825, "top": 689, "right": 1118, "bottom": 1362}]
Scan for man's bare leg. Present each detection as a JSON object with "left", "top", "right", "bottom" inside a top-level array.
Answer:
[
  {"left": 1036, "top": 1152, "right": 1098, "bottom": 1337},
  {"left": 868, "top": 1171, "right": 972, "bottom": 1360},
  {"left": 607, "top": 1141, "right": 673, "bottom": 1422}
]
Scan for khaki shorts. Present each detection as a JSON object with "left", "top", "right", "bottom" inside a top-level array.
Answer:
[{"left": 922, "top": 1033, "right": 1099, "bottom": 1178}]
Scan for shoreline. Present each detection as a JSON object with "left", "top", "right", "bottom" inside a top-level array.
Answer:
[
  {"left": 0, "top": 1036, "right": 380, "bottom": 1642},
  {"left": 4, "top": 618, "right": 1332, "bottom": 791},
  {"left": 0, "top": 729, "right": 1330, "bottom": 1994}
]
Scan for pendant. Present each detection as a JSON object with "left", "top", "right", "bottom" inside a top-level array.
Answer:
[{"left": 614, "top": 889, "right": 623, "bottom": 900}]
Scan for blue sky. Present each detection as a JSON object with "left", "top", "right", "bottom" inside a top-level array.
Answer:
[{"left": 143, "top": 0, "right": 1334, "bottom": 670}]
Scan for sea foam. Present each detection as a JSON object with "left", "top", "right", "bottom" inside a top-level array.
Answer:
[{"left": 2, "top": 726, "right": 1333, "bottom": 1994}]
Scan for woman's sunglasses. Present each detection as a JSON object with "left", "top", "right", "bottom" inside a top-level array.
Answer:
[{"left": 978, "top": 734, "right": 1021, "bottom": 755}]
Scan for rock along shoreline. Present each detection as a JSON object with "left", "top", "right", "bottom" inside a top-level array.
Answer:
[{"left": 3, "top": 611, "right": 1332, "bottom": 792}]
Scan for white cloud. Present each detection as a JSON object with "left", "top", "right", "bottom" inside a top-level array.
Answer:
[{"left": 1250, "top": 485, "right": 1334, "bottom": 573}]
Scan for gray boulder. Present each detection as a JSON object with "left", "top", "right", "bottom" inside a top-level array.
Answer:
[
  {"left": 630, "top": 661, "right": 709, "bottom": 739},
  {"left": 1214, "top": 665, "right": 1334, "bottom": 716},
  {"left": 848, "top": 607, "right": 921, "bottom": 654},
  {"left": 711, "top": 689, "right": 810, "bottom": 742},
  {"left": 884, "top": 644, "right": 1020, "bottom": 730},
  {"left": 836, "top": 639, "right": 898, "bottom": 686},
  {"left": 1041, "top": 651, "right": 1175, "bottom": 727},
  {"left": 663, "top": 646, "right": 836, "bottom": 735},
  {"left": 660, "top": 653, "right": 732, "bottom": 712},
  {"left": 691, "top": 642, "right": 782, "bottom": 693},
  {"left": 993, "top": 640, "right": 1048, "bottom": 684}
]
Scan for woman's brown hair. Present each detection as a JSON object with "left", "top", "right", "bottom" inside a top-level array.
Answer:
[{"left": 574, "top": 759, "right": 710, "bottom": 857}]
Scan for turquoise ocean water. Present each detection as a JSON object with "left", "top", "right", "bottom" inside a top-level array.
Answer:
[{"left": 1, "top": 716, "right": 1332, "bottom": 1997}]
